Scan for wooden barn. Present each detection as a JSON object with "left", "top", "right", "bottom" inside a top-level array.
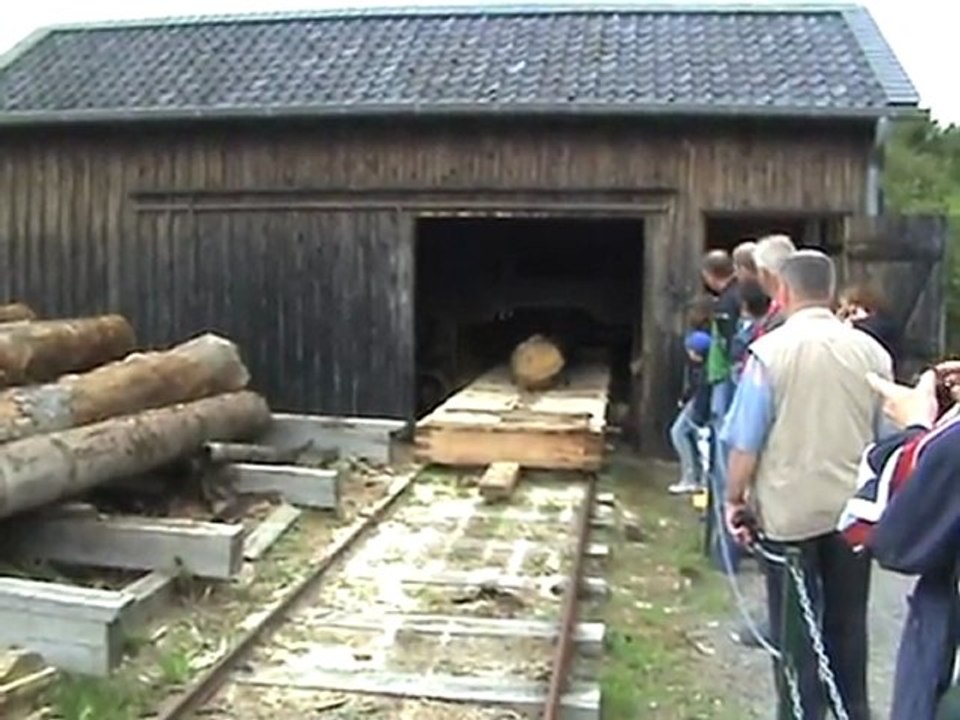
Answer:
[{"left": 0, "top": 5, "right": 942, "bottom": 452}]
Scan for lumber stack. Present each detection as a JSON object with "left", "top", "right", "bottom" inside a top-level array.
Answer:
[
  {"left": 415, "top": 363, "right": 610, "bottom": 470},
  {"left": 0, "top": 305, "right": 271, "bottom": 520}
]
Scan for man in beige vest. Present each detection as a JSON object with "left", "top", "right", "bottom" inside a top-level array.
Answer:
[{"left": 720, "top": 250, "right": 892, "bottom": 720}]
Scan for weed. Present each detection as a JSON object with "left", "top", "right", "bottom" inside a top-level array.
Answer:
[
  {"left": 598, "top": 454, "right": 742, "bottom": 719},
  {"left": 157, "top": 648, "right": 192, "bottom": 686},
  {"left": 52, "top": 675, "right": 144, "bottom": 720}
]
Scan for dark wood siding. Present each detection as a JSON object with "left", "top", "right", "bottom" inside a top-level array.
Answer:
[{"left": 0, "top": 117, "right": 872, "bottom": 431}]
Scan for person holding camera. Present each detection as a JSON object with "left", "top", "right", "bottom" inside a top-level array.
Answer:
[
  {"left": 720, "top": 250, "right": 893, "bottom": 720},
  {"left": 840, "top": 364, "right": 960, "bottom": 719}
]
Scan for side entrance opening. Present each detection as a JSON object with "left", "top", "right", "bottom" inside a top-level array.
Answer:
[
  {"left": 414, "top": 216, "right": 645, "bottom": 426},
  {"left": 704, "top": 213, "right": 845, "bottom": 254}
]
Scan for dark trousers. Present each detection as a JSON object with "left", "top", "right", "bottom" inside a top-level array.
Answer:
[{"left": 764, "top": 532, "right": 872, "bottom": 720}]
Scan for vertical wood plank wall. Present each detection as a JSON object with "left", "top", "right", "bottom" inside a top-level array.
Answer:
[{"left": 0, "top": 117, "right": 871, "bottom": 434}]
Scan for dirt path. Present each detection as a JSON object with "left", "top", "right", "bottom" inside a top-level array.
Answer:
[{"left": 695, "top": 562, "right": 911, "bottom": 718}]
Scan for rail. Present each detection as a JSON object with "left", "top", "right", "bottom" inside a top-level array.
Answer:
[{"left": 543, "top": 473, "right": 597, "bottom": 720}]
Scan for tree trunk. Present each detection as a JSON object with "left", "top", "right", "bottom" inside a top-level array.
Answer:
[
  {"left": 0, "top": 333, "right": 250, "bottom": 443},
  {"left": 0, "top": 304, "right": 36, "bottom": 323},
  {"left": 0, "top": 315, "right": 134, "bottom": 387},
  {"left": 0, "top": 391, "right": 270, "bottom": 519},
  {"left": 510, "top": 334, "right": 566, "bottom": 391}
]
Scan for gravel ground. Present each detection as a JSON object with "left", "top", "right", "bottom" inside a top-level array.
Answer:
[{"left": 698, "top": 557, "right": 913, "bottom": 718}]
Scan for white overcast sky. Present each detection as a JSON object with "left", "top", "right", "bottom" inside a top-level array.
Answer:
[{"left": 0, "top": 0, "right": 956, "bottom": 123}]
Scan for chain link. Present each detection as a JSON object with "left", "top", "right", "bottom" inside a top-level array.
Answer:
[
  {"left": 786, "top": 561, "right": 851, "bottom": 720},
  {"left": 783, "top": 662, "right": 805, "bottom": 720}
]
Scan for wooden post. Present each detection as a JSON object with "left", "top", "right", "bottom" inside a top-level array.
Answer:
[
  {"left": 0, "top": 333, "right": 250, "bottom": 443},
  {"left": 0, "top": 391, "right": 270, "bottom": 520},
  {"left": 479, "top": 462, "right": 522, "bottom": 503},
  {"left": 0, "top": 315, "right": 134, "bottom": 387}
]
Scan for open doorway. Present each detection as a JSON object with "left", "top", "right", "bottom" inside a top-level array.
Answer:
[
  {"left": 414, "top": 216, "right": 645, "bottom": 422},
  {"left": 704, "top": 213, "right": 844, "bottom": 254}
]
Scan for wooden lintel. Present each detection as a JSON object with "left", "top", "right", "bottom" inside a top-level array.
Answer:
[
  {"left": 237, "top": 669, "right": 600, "bottom": 720},
  {"left": 304, "top": 611, "right": 605, "bottom": 654},
  {"left": 260, "top": 414, "right": 404, "bottom": 465},
  {"left": 0, "top": 577, "right": 129, "bottom": 676},
  {"left": 243, "top": 504, "right": 302, "bottom": 561},
  {"left": 230, "top": 463, "right": 340, "bottom": 510},
  {"left": 4, "top": 514, "right": 244, "bottom": 579}
]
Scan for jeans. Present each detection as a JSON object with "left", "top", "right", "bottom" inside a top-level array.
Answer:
[
  {"left": 707, "top": 380, "right": 742, "bottom": 574},
  {"left": 669, "top": 401, "right": 701, "bottom": 485},
  {"left": 764, "top": 533, "right": 872, "bottom": 720}
]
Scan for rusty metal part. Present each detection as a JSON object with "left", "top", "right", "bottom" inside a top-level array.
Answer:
[
  {"left": 543, "top": 474, "right": 597, "bottom": 720},
  {"left": 156, "top": 471, "right": 417, "bottom": 720}
]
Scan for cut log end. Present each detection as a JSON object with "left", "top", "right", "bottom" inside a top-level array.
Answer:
[{"left": 510, "top": 335, "right": 565, "bottom": 391}]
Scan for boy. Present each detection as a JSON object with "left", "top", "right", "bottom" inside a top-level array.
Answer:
[{"left": 669, "top": 329, "right": 711, "bottom": 494}]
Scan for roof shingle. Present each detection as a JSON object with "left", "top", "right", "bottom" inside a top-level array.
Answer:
[{"left": 0, "top": 4, "right": 919, "bottom": 123}]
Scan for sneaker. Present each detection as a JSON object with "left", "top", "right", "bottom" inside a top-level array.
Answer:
[{"left": 668, "top": 480, "right": 700, "bottom": 495}]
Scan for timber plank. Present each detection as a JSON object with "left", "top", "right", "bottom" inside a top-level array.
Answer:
[
  {"left": 260, "top": 414, "right": 404, "bottom": 465},
  {"left": 237, "top": 669, "right": 600, "bottom": 720},
  {"left": 0, "top": 578, "right": 129, "bottom": 676},
  {"left": 303, "top": 611, "right": 605, "bottom": 654},
  {"left": 4, "top": 514, "right": 244, "bottom": 579},
  {"left": 243, "top": 504, "right": 302, "bottom": 560},
  {"left": 478, "top": 462, "right": 521, "bottom": 503},
  {"left": 230, "top": 463, "right": 340, "bottom": 510},
  {"left": 416, "top": 363, "right": 609, "bottom": 470}
]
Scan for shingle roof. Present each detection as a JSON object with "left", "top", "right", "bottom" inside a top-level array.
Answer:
[{"left": 0, "top": 4, "right": 919, "bottom": 124}]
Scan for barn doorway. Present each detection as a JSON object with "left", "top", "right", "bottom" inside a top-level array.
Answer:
[
  {"left": 414, "top": 216, "right": 645, "bottom": 422},
  {"left": 704, "top": 213, "right": 845, "bottom": 254}
]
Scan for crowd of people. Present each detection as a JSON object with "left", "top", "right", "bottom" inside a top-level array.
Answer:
[{"left": 666, "top": 235, "right": 959, "bottom": 719}]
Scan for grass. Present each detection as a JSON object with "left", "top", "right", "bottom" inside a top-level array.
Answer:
[{"left": 598, "top": 453, "right": 745, "bottom": 720}]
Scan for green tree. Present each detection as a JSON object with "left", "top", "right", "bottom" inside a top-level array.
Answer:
[{"left": 884, "top": 117, "right": 960, "bottom": 350}]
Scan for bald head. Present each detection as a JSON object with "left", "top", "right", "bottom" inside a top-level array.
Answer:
[{"left": 780, "top": 250, "right": 836, "bottom": 308}]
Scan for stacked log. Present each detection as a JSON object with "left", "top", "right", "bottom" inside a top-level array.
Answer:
[
  {"left": 0, "top": 303, "right": 36, "bottom": 323},
  {"left": 0, "top": 391, "right": 270, "bottom": 519},
  {"left": 510, "top": 334, "right": 566, "bottom": 391},
  {"left": 0, "top": 315, "right": 134, "bottom": 387},
  {"left": 0, "top": 333, "right": 249, "bottom": 443}
]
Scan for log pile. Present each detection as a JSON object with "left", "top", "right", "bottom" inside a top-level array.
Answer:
[{"left": 0, "top": 304, "right": 271, "bottom": 520}]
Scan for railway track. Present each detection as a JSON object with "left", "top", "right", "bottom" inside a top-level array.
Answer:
[{"left": 156, "top": 469, "right": 607, "bottom": 720}]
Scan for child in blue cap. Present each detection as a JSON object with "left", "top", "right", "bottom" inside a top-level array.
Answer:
[{"left": 668, "top": 324, "right": 712, "bottom": 494}]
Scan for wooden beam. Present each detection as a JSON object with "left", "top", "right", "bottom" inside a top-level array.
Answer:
[
  {"left": 118, "top": 571, "right": 177, "bottom": 633},
  {"left": 230, "top": 463, "right": 340, "bottom": 510},
  {"left": 237, "top": 669, "right": 600, "bottom": 720},
  {"left": 346, "top": 569, "right": 609, "bottom": 598},
  {"left": 304, "top": 611, "right": 605, "bottom": 655},
  {"left": 243, "top": 504, "right": 302, "bottom": 561},
  {"left": 0, "top": 577, "right": 130, "bottom": 676},
  {"left": 4, "top": 514, "right": 244, "bottom": 579},
  {"left": 260, "top": 414, "right": 404, "bottom": 465},
  {"left": 479, "top": 462, "right": 522, "bottom": 503}
]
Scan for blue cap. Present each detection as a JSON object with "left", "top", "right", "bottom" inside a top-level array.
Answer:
[{"left": 685, "top": 331, "right": 711, "bottom": 356}]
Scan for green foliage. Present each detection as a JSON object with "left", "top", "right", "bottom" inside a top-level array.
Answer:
[{"left": 884, "top": 117, "right": 960, "bottom": 349}]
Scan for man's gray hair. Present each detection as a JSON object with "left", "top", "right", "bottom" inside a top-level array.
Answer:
[
  {"left": 779, "top": 249, "right": 836, "bottom": 300},
  {"left": 732, "top": 241, "right": 757, "bottom": 274},
  {"left": 754, "top": 234, "right": 797, "bottom": 273}
]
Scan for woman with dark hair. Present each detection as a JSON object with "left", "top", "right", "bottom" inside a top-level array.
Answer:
[{"left": 838, "top": 283, "right": 903, "bottom": 375}]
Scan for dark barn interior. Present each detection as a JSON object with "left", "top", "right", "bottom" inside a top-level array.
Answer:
[
  {"left": 704, "top": 214, "right": 846, "bottom": 254},
  {"left": 414, "top": 216, "right": 644, "bottom": 416}
]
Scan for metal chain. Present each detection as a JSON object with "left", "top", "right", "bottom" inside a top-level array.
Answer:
[
  {"left": 783, "top": 662, "right": 805, "bottom": 720},
  {"left": 786, "top": 561, "right": 851, "bottom": 720}
]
